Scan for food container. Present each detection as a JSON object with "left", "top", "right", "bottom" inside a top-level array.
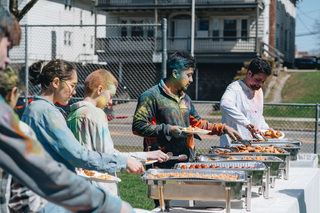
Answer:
[
  {"left": 141, "top": 169, "right": 250, "bottom": 213},
  {"left": 231, "top": 138, "right": 302, "bottom": 146},
  {"left": 196, "top": 154, "right": 283, "bottom": 189},
  {"left": 174, "top": 161, "right": 267, "bottom": 187},
  {"left": 248, "top": 143, "right": 300, "bottom": 161}
]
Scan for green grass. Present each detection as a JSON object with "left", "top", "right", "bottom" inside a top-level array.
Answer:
[
  {"left": 118, "top": 172, "right": 154, "bottom": 210},
  {"left": 282, "top": 72, "right": 320, "bottom": 104}
]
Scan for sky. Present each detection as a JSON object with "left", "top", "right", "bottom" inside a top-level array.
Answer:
[{"left": 295, "top": 0, "right": 320, "bottom": 54}]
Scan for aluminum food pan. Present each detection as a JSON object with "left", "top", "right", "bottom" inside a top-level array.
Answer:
[
  {"left": 249, "top": 143, "right": 300, "bottom": 161},
  {"left": 231, "top": 138, "right": 302, "bottom": 146},
  {"left": 174, "top": 161, "right": 266, "bottom": 186},
  {"left": 197, "top": 154, "right": 283, "bottom": 177},
  {"left": 210, "top": 145, "right": 289, "bottom": 173},
  {"left": 141, "top": 169, "right": 247, "bottom": 201}
]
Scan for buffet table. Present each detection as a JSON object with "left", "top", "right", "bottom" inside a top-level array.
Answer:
[{"left": 152, "top": 167, "right": 320, "bottom": 213}]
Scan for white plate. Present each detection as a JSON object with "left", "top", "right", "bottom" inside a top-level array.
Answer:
[
  {"left": 77, "top": 169, "right": 121, "bottom": 183},
  {"left": 182, "top": 128, "right": 211, "bottom": 135},
  {"left": 145, "top": 160, "right": 158, "bottom": 165},
  {"left": 261, "top": 130, "right": 285, "bottom": 139}
]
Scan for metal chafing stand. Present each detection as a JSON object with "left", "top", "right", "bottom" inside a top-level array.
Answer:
[
  {"left": 174, "top": 161, "right": 269, "bottom": 199},
  {"left": 141, "top": 169, "right": 250, "bottom": 213}
]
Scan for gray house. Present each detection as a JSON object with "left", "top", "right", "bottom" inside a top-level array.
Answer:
[{"left": 95, "top": 0, "right": 299, "bottom": 100}]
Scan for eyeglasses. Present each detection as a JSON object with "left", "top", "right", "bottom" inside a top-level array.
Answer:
[{"left": 63, "top": 81, "right": 77, "bottom": 92}]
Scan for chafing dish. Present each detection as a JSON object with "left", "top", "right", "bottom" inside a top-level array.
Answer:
[
  {"left": 232, "top": 138, "right": 302, "bottom": 146},
  {"left": 196, "top": 154, "right": 284, "bottom": 188},
  {"left": 248, "top": 143, "right": 300, "bottom": 161},
  {"left": 141, "top": 169, "right": 250, "bottom": 213}
]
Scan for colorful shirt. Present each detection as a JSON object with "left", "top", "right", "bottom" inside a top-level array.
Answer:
[
  {"left": 220, "top": 79, "right": 269, "bottom": 146},
  {"left": 0, "top": 95, "right": 133, "bottom": 212},
  {"left": 21, "top": 96, "right": 127, "bottom": 173},
  {"left": 67, "top": 101, "right": 147, "bottom": 197},
  {"left": 132, "top": 79, "right": 223, "bottom": 168}
]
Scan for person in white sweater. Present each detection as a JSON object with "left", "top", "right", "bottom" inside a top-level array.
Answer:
[
  {"left": 67, "top": 69, "right": 169, "bottom": 197},
  {"left": 220, "top": 57, "right": 272, "bottom": 147}
]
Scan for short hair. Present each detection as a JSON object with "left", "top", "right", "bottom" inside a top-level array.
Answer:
[
  {"left": 0, "top": 6, "right": 21, "bottom": 47},
  {"left": 248, "top": 57, "right": 272, "bottom": 76},
  {"left": 167, "top": 50, "right": 196, "bottom": 76},
  {"left": 29, "top": 59, "right": 76, "bottom": 88},
  {"left": 84, "top": 69, "right": 118, "bottom": 96},
  {"left": 0, "top": 66, "right": 23, "bottom": 100}
]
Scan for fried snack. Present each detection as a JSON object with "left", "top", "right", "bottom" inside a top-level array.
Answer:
[
  {"left": 96, "top": 174, "right": 112, "bottom": 180},
  {"left": 148, "top": 172, "right": 239, "bottom": 180},
  {"left": 180, "top": 165, "right": 188, "bottom": 169},
  {"left": 262, "top": 129, "right": 282, "bottom": 139},
  {"left": 84, "top": 169, "right": 95, "bottom": 176},
  {"left": 186, "top": 125, "right": 205, "bottom": 132},
  {"left": 215, "top": 145, "right": 284, "bottom": 154}
]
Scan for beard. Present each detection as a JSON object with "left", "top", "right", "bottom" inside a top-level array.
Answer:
[{"left": 250, "top": 85, "right": 261, "bottom": 90}]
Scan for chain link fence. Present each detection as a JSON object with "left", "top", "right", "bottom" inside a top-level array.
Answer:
[
  {"left": 8, "top": 24, "right": 319, "bottom": 155},
  {"left": 109, "top": 101, "right": 319, "bottom": 154}
]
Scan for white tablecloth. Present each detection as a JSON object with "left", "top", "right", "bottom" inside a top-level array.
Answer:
[{"left": 152, "top": 168, "right": 320, "bottom": 213}]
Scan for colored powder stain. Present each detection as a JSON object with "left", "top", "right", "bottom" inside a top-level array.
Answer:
[
  {"left": 255, "top": 111, "right": 257, "bottom": 113},
  {"left": 97, "top": 95, "right": 107, "bottom": 109}
]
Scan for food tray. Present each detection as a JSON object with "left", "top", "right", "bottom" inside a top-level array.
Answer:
[
  {"left": 250, "top": 143, "right": 300, "bottom": 161},
  {"left": 77, "top": 170, "right": 121, "bottom": 183},
  {"left": 231, "top": 138, "right": 302, "bottom": 146},
  {"left": 142, "top": 169, "right": 247, "bottom": 200},
  {"left": 174, "top": 161, "right": 266, "bottom": 186},
  {"left": 197, "top": 154, "right": 284, "bottom": 177},
  {"left": 142, "top": 169, "right": 250, "bottom": 212},
  {"left": 141, "top": 168, "right": 246, "bottom": 183}
]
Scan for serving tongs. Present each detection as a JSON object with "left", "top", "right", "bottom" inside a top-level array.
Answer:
[
  {"left": 211, "top": 146, "right": 238, "bottom": 152},
  {"left": 168, "top": 154, "right": 188, "bottom": 161},
  {"left": 247, "top": 125, "right": 268, "bottom": 142},
  {"left": 234, "top": 137, "right": 251, "bottom": 146}
]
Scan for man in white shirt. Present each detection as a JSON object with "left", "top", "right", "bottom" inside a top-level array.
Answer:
[{"left": 220, "top": 57, "right": 272, "bottom": 146}]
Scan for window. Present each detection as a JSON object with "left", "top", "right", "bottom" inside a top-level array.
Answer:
[
  {"left": 223, "top": 19, "right": 236, "bottom": 41},
  {"left": 147, "top": 20, "right": 154, "bottom": 38},
  {"left": 171, "top": 21, "right": 175, "bottom": 37},
  {"left": 199, "top": 20, "right": 209, "bottom": 31},
  {"left": 131, "top": 20, "right": 143, "bottom": 38},
  {"left": 64, "top": 0, "right": 72, "bottom": 10},
  {"left": 64, "top": 31, "right": 72, "bottom": 46},
  {"left": 241, "top": 19, "right": 248, "bottom": 40}
]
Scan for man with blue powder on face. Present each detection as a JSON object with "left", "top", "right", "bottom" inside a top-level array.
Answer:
[{"left": 132, "top": 50, "right": 242, "bottom": 169}]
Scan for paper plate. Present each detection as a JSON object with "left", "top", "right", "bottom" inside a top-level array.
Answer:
[
  {"left": 145, "top": 160, "right": 158, "bottom": 165},
  {"left": 182, "top": 128, "right": 211, "bottom": 135},
  {"left": 77, "top": 169, "right": 121, "bottom": 183}
]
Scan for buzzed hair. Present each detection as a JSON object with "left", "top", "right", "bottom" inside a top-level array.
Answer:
[{"left": 84, "top": 69, "right": 118, "bottom": 96}]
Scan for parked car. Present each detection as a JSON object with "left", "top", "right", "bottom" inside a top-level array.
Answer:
[{"left": 295, "top": 57, "right": 318, "bottom": 69}]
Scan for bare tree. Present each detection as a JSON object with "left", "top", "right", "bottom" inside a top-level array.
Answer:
[{"left": 9, "top": 0, "right": 39, "bottom": 21}]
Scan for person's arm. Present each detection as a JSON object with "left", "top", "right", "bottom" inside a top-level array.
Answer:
[
  {"left": 0, "top": 104, "right": 133, "bottom": 213},
  {"left": 69, "top": 116, "right": 149, "bottom": 162},
  {"left": 220, "top": 87, "right": 251, "bottom": 127},
  {"left": 25, "top": 108, "right": 128, "bottom": 173},
  {"left": 188, "top": 99, "right": 241, "bottom": 140},
  {"left": 132, "top": 91, "right": 171, "bottom": 138}
]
